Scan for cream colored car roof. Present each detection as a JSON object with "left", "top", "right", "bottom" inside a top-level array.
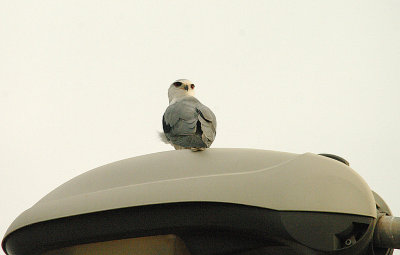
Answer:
[{"left": 5, "top": 148, "right": 377, "bottom": 237}]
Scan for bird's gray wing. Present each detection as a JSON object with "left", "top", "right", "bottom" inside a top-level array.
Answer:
[
  {"left": 163, "top": 97, "right": 216, "bottom": 148},
  {"left": 196, "top": 103, "right": 217, "bottom": 147},
  {"left": 163, "top": 100, "right": 198, "bottom": 137}
]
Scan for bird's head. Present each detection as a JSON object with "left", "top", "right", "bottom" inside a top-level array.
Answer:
[{"left": 168, "top": 79, "right": 195, "bottom": 104}]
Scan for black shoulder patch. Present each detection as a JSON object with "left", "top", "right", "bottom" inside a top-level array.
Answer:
[{"left": 162, "top": 115, "right": 171, "bottom": 133}]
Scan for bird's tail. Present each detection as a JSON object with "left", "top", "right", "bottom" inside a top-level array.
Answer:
[{"left": 158, "top": 131, "right": 170, "bottom": 144}]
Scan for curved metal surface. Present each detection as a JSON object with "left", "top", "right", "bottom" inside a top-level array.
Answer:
[{"left": 4, "top": 148, "right": 377, "bottom": 239}]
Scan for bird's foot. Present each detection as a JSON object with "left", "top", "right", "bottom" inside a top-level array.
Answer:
[
  {"left": 191, "top": 147, "right": 205, "bottom": 152},
  {"left": 173, "top": 145, "right": 185, "bottom": 150}
]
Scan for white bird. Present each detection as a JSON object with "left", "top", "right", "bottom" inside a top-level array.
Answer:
[{"left": 161, "top": 79, "right": 217, "bottom": 151}]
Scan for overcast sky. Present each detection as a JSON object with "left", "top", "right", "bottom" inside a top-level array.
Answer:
[{"left": 1, "top": 1, "right": 400, "bottom": 254}]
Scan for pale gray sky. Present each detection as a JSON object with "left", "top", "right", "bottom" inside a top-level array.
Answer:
[{"left": 1, "top": 1, "right": 400, "bottom": 254}]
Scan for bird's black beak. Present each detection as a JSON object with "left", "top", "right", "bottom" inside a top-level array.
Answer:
[{"left": 183, "top": 85, "right": 189, "bottom": 91}]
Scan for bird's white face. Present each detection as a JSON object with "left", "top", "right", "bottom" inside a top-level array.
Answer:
[{"left": 168, "top": 79, "right": 196, "bottom": 104}]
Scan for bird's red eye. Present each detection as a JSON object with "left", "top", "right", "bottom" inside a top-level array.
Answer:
[{"left": 191, "top": 84, "right": 195, "bottom": 89}]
